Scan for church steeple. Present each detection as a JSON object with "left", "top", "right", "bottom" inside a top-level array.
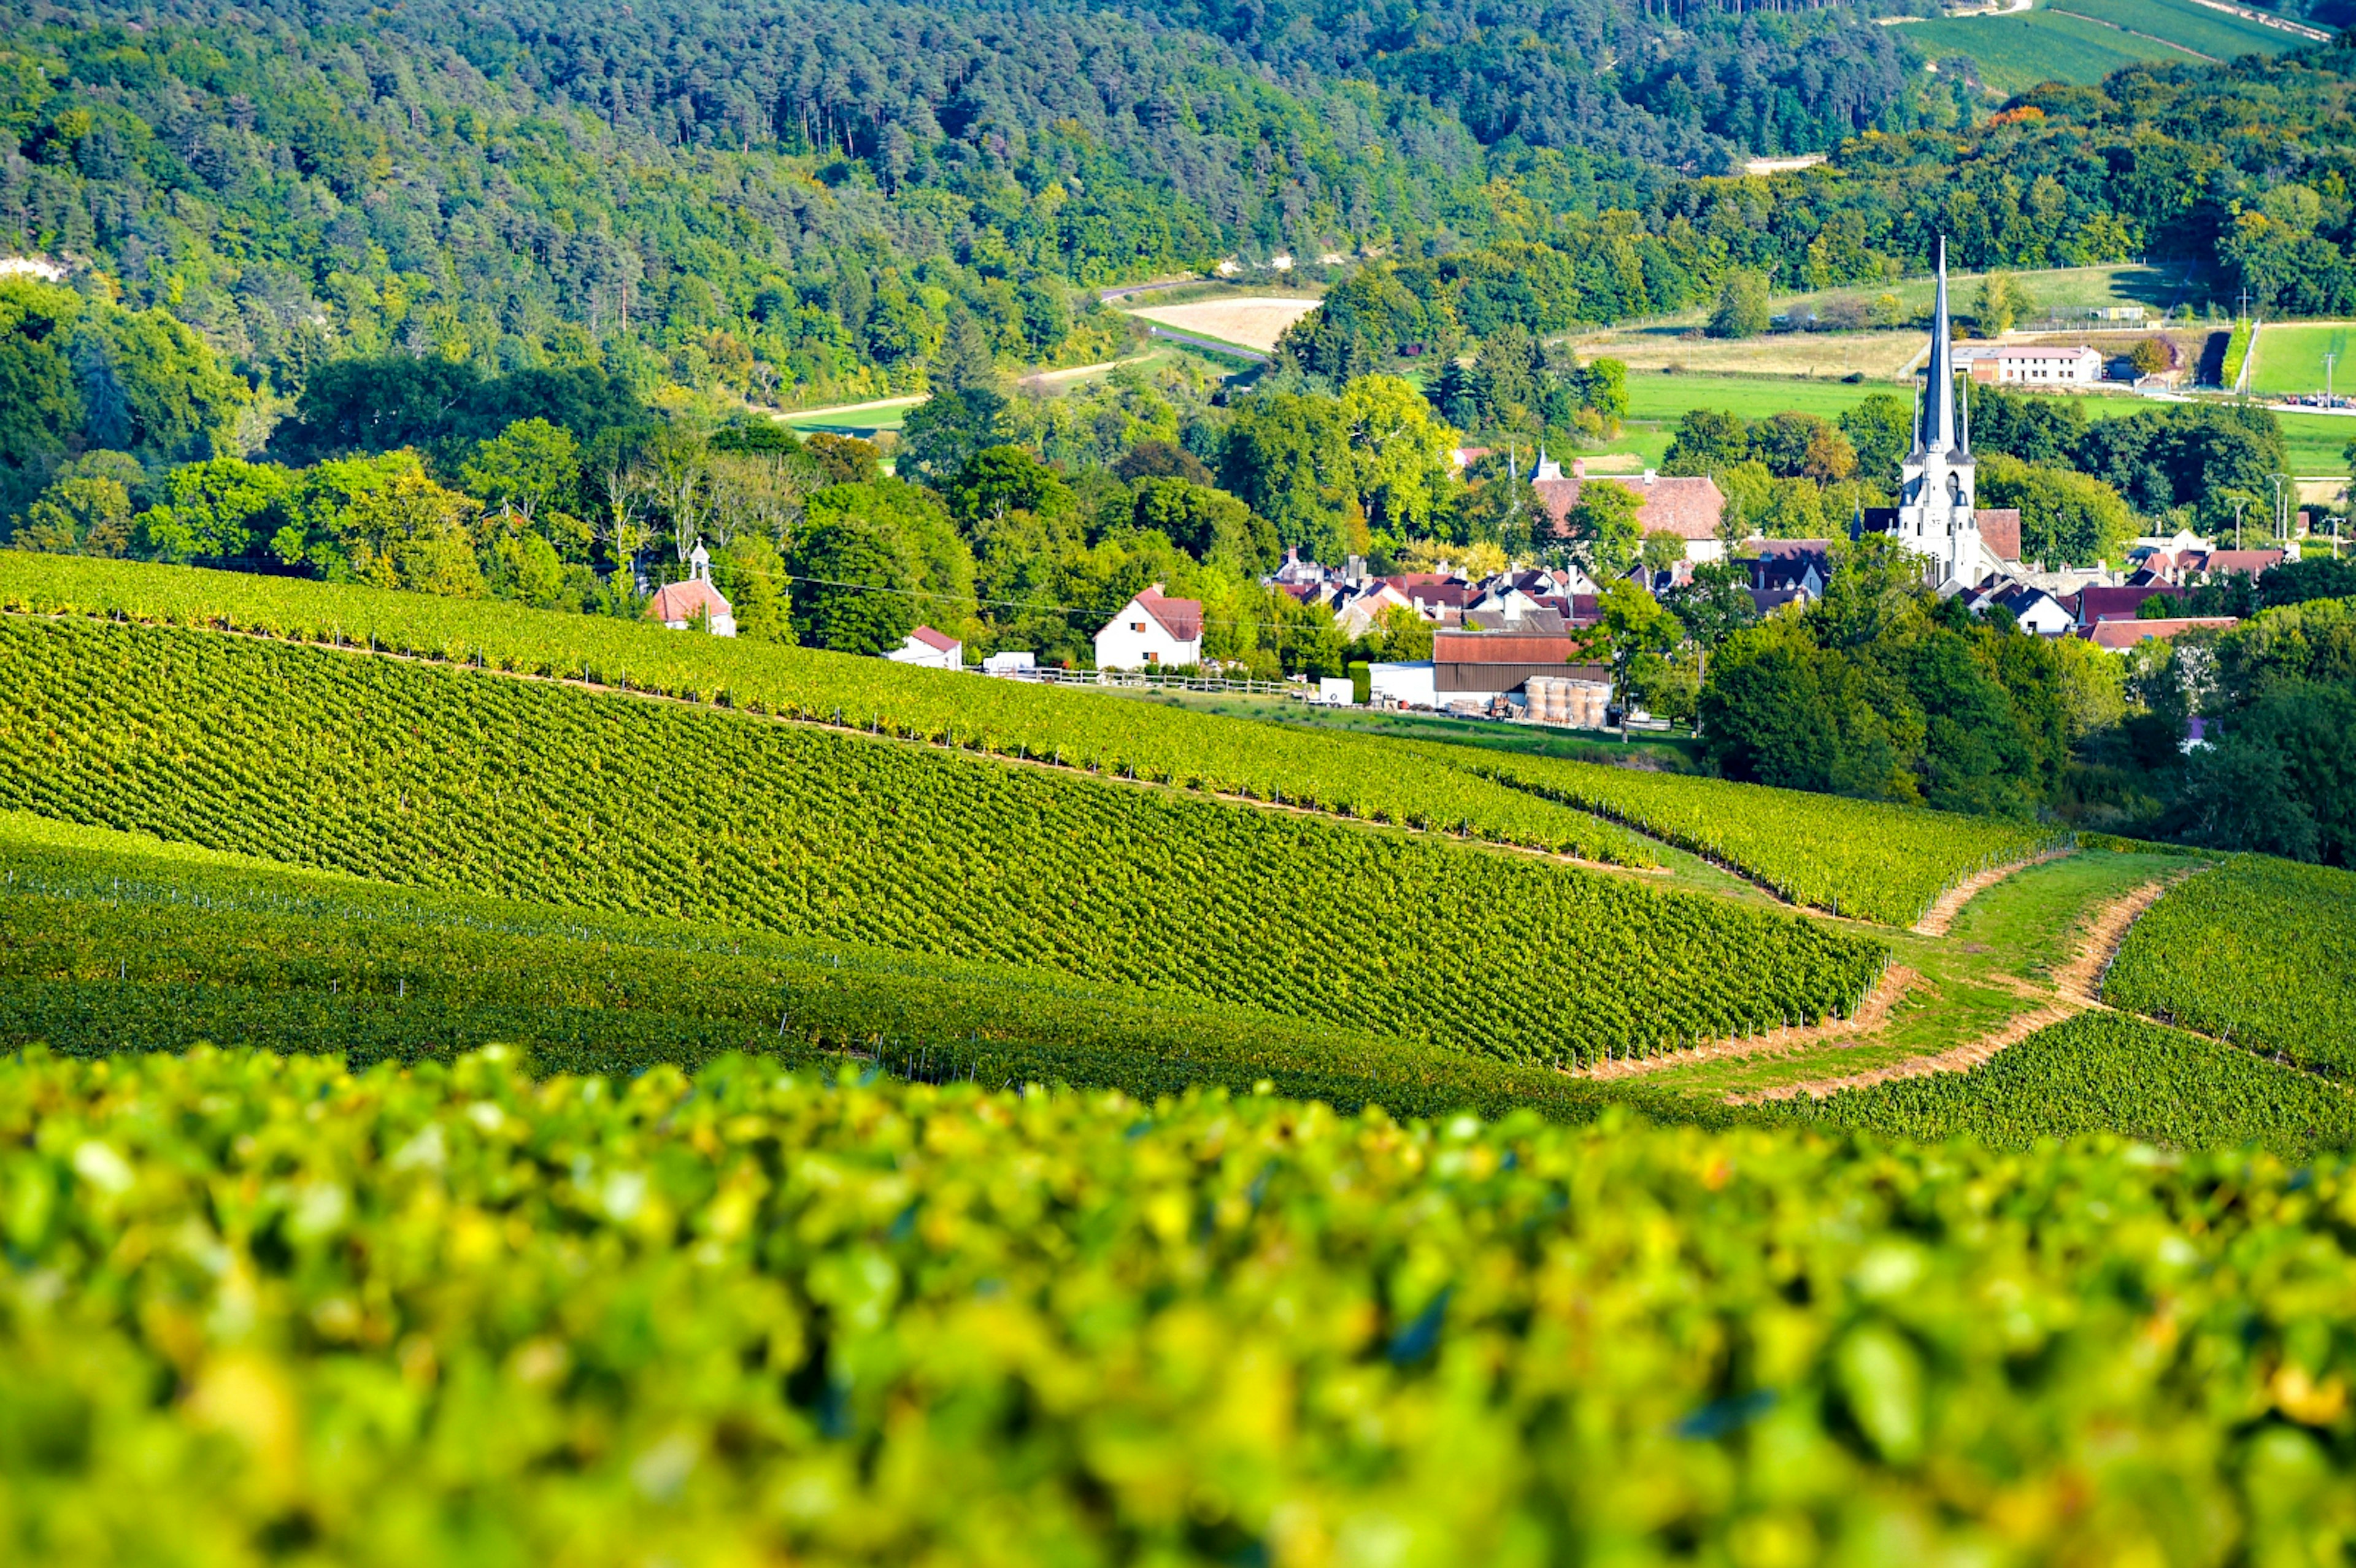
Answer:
[
  {"left": 1885, "top": 233, "right": 1988, "bottom": 590},
  {"left": 1920, "top": 235, "right": 1959, "bottom": 455}
]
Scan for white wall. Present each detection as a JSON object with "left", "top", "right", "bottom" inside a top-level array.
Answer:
[{"left": 1095, "top": 599, "right": 1200, "bottom": 668}]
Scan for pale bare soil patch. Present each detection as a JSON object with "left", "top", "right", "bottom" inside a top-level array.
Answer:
[
  {"left": 1557, "top": 328, "right": 1924, "bottom": 379},
  {"left": 1130, "top": 298, "right": 1322, "bottom": 353},
  {"left": 1731, "top": 875, "right": 2177, "bottom": 1103}
]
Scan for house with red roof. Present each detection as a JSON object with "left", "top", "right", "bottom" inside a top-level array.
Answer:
[
  {"left": 2082, "top": 617, "right": 2238, "bottom": 651},
  {"left": 1095, "top": 583, "right": 1203, "bottom": 669},
  {"left": 645, "top": 544, "right": 736, "bottom": 636},
  {"left": 885, "top": 625, "right": 963, "bottom": 671}
]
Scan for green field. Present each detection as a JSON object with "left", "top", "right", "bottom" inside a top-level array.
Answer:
[
  {"left": 1603, "top": 367, "right": 2351, "bottom": 475},
  {"left": 0, "top": 553, "right": 2069, "bottom": 923},
  {"left": 2055, "top": 0, "right": 2306, "bottom": 58},
  {"left": 1893, "top": 0, "right": 2301, "bottom": 95},
  {"left": 1767, "top": 262, "right": 2200, "bottom": 328},
  {"left": 2251, "top": 321, "right": 2356, "bottom": 398}
]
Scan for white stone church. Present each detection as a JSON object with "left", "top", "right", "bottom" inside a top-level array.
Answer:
[{"left": 1854, "top": 238, "right": 2025, "bottom": 590}]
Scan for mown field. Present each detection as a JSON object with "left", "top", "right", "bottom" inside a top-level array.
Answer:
[
  {"left": 9, "top": 1041, "right": 2356, "bottom": 1564},
  {"left": 2252, "top": 321, "right": 2356, "bottom": 398},
  {"left": 2104, "top": 858, "right": 2356, "bottom": 1077},
  {"left": 0, "top": 616, "right": 1890, "bottom": 1066},
  {"left": 0, "top": 555, "right": 2062, "bottom": 923}
]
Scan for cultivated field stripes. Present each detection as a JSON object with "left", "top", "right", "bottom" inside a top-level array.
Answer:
[
  {"left": 0, "top": 617, "right": 1888, "bottom": 1068},
  {"left": 0, "top": 554, "right": 1657, "bottom": 870},
  {"left": 2103, "top": 858, "right": 2356, "bottom": 1076}
]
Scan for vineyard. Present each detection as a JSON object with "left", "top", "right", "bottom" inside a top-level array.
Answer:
[
  {"left": 0, "top": 810, "right": 1727, "bottom": 1126},
  {"left": 1468, "top": 751, "right": 2067, "bottom": 926},
  {"left": 0, "top": 618, "right": 1887, "bottom": 1067},
  {"left": 0, "top": 554, "right": 2066, "bottom": 923},
  {"left": 8, "top": 1043, "right": 2356, "bottom": 1563},
  {"left": 0, "top": 554, "right": 1654, "bottom": 867},
  {"left": 2104, "top": 859, "right": 2356, "bottom": 1077},
  {"left": 1770, "top": 1012, "right": 2356, "bottom": 1158}
]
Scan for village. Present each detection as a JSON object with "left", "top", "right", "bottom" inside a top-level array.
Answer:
[{"left": 647, "top": 255, "right": 2309, "bottom": 736}]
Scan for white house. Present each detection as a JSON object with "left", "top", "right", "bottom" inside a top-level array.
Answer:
[
  {"left": 885, "top": 625, "right": 962, "bottom": 670},
  {"left": 645, "top": 544, "right": 736, "bottom": 636},
  {"left": 1954, "top": 344, "right": 2106, "bottom": 386},
  {"left": 1979, "top": 582, "right": 2076, "bottom": 636},
  {"left": 1095, "top": 583, "right": 1203, "bottom": 669}
]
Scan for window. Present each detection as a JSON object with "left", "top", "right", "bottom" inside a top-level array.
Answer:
[
  {"left": 1144, "top": 651, "right": 1160, "bottom": 664},
  {"left": 1131, "top": 621, "right": 1145, "bottom": 632}
]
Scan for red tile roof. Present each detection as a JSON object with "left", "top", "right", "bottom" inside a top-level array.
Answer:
[
  {"left": 646, "top": 577, "right": 732, "bottom": 624},
  {"left": 1136, "top": 585, "right": 1203, "bottom": 642},
  {"left": 1533, "top": 474, "right": 1725, "bottom": 541},
  {"left": 2084, "top": 617, "right": 2238, "bottom": 650},
  {"left": 1433, "top": 630, "right": 1577, "bottom": 665},
  {"left": 908, "top": 625, "right": 960, "bottom": 653},
  {"left": 2203, "top": 549, "right": 2286, "bottom": 577},
  {"left": 1977, "top": 507, "right": 2022, "bottom": 563}
]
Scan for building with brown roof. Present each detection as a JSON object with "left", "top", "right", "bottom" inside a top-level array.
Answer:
[
  {"left": 1095, "top": 583, "right": 1204, "bottom": 669},
  {"left": 1530, "top": 456, "right": 1727, "bottom": 559},
  {"left": 885, "top": 625, "right": 963, "bottom": 671},
  {"left": 2071, "top": 585, "right": 2187, "bottom": 626},
  {"left": 2083, "top": 617, "right": 2238, "bottom": 651}
]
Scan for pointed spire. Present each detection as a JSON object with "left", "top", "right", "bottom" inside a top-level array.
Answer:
[{"left": 1922, "top": 234, "right": 1958, "bottom": 453}]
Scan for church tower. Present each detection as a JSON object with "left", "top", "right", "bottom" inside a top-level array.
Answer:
[{"left": 1892, "top": 237, "right": 1987, "bottom": 590}]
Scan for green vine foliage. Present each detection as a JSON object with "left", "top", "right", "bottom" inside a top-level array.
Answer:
[
  {"left": 1769, "top": 1011, "right": 2356, "bottom": 1159},
  {"left": 4, "top": 1043, "right": 2356, "bottom": 1562},
  {"left": 0, "top": 553, "right": 2068, "bottom": 923},
  {"left": 0, "top": 810, "right": 1722, "bottom": 1124},
  {"left": 2104, "top": 859, "right": 2356, "bottom": 1077},
  {"left": 0, "top": 617, "right": 1886, "bottom": 1067}
]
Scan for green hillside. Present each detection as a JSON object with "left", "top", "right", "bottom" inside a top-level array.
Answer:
[
  {"left": 0, "top": 555, "right": 2065, "bottom": 922},
  {"left": 1893, "top": 0, "right": 2305, "bottom": 96},
  {"left": 2105, "top": 858, "right": 2356, "bottom": 1075},
  {"left": 0, "top": 810, "right": 1714, "bottom": 1124},
  {"left": 0, "top": 615, "right": 1887, "bottom": 1066}
]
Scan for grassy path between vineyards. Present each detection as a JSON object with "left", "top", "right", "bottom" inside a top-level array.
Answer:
[{"left": 1613, "top": 850, "right": 2205, "bottom": 1100}]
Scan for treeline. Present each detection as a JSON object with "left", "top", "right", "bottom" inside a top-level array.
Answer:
[
  {"left": 0, "top": 0, "right": 1945, "bottom": 409},
  {"left": 1, "top": 270, "right": 1488, "bottom": 674},
  {"left": 1277, "top": 36, "right": 2356, "bottom": 375}
]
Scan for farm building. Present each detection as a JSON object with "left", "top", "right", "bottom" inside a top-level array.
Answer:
[
  {"left": 1953, "top": 345, "right": 2106, "bottom": 386},
  {"left": 1095, "top": 584, "right": 1203, "bottom": 669},
  {"left": 886, "top": 626, "right": 963, "bottom": 671}
]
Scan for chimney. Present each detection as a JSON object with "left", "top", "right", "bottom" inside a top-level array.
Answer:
[
  {"left": 1642, "top": 469, "right": 1657, "bottom": 485},
  {"left": 1571, "top": 458, "right": 1587, "bottom": 478}
]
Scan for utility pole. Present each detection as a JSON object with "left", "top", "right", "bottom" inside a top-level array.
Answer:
[
  {"left": 2326, "top": 349, "right": 2339, "bottom": 406},
  {"left": 2233, "top": 496, "right": 2246, "bottom": 550}
]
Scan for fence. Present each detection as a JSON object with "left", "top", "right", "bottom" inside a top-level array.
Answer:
[{"left": 979, "top": 666, "right": 1313, "bottom": 698}]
